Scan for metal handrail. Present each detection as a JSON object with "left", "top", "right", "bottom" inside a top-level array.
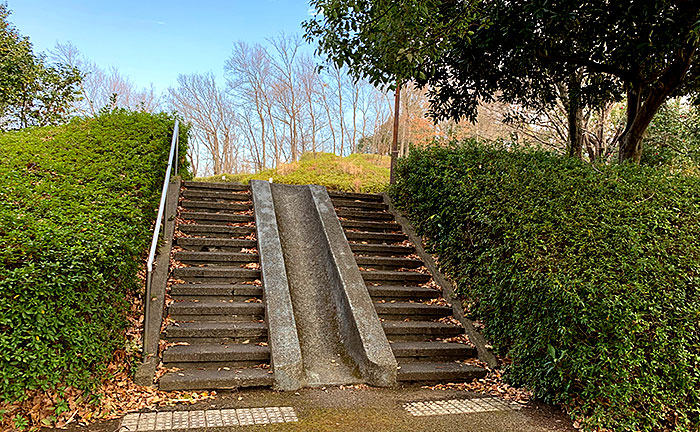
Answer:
[{"left": 143, "top": 120, "right": 179, "bottom": 357}]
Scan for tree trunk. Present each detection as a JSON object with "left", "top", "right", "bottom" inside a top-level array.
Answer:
[{"left": 566, "top": 73, "right": 584, "bottom": 160}]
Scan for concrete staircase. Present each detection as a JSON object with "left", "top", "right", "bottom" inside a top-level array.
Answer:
[
  {"left": 150, "top": 181, "right": 490, "bottom": 391},
  {"left": 330, "top": 191, "right": 488, "bottom": 383},
  {"left": 158, "top": 181, "right": 273, "bottom": 391}
]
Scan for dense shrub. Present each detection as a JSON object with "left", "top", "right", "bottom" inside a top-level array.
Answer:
[
  {"left": 198, "top": 152, "right": 390, "bottom": 193},
  {"left": 391, "top": 142, "right": 700, "bottom": 431},
  {"left": 0, "top": 110, "right": 188, "bottom": 402}
]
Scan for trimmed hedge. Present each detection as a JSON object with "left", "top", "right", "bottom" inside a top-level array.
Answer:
[
  {"left": 0, "top": 110, "right": 188, "bottom": 402},
  {"left": 390, "top": 142, "right": 700, "bottom": 431}
]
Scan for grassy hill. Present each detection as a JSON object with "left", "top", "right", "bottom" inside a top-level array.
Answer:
[{"left": 197, "top": 152, "right": 390, "bottom": 193}]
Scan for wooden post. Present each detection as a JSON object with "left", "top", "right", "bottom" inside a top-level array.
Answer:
[{"left": 390, "top": 82, "right": 401, "bottom": 185}]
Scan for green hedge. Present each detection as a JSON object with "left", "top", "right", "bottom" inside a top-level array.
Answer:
[
  {"left": 0, "top": 110, "right": 188, "bottom": 402},
  {"left": 390, "top": 142, "right": 700, "bottom": 431}
]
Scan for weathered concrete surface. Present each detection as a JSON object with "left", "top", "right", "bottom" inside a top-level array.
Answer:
[
  {"left": 89, "top": 387, "right": 575, "bottom": 432},
  {"left": 381, "top": 193, "right": 498, "bottom": 369},
  {"left": 135, "top": 177, "right": 180, "bottom": 386},
  {"left": 270, "top": 183, "right": 363, "bottom": 386},
  {"left": 251, "top": 180, "right": 303, "bottom": 391},
  {"left": 309, "top": 185, "right": 397, "bottom": 387}
]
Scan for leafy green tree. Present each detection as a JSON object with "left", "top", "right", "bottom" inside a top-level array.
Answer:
[
  {"left": 0, "top": 4, "right": 81, "bottom": 129},
  {"left": 305, "top": 0, "right": 700, "bottom": 163}
]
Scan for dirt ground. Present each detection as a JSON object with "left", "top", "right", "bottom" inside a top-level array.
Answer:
[{"left": 48, "top": 384, "right": 576, "bottom": 432}]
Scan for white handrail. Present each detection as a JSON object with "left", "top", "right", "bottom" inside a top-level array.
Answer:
[{"left": 143, "top": 120, "right": 179, "bottom": 357}]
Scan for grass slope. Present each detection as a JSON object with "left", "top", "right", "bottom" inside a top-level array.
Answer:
[{"left": 198, "top": 152, "right": 390, "bottom": 193}]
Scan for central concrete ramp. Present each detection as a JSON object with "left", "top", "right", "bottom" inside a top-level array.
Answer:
[{"left": 252, "top": 181, "right": 396, "bottom": 388}]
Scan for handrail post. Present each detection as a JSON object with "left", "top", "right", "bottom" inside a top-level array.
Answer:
[{"left": 142, "top": 120, "right": 180, "bottom": 362}]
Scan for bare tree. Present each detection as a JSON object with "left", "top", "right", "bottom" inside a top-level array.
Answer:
[{"left": 169, "top": 73, "right": 240, "bottom": 175}]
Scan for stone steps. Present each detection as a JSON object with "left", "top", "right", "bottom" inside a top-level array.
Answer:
[
  {"left": 179, "top": 224, "right": 255, "bottom": 237},
  {"left": 332, "top": 190, "right": 486, "bottom": 384},
  {"left": 346, "top": 231, "right": 407, "bottom": 243},
  {"left": 182, "top": 189, "right": 251, "bottom": 201},
  {"left": 374, "top": 302, "right": 452, "bottom": 319},
  {"left": 180, "top": 211, "right": 254, "bottom": 224},
  {"left": 356, "top": 256, "right": 423, "bottom": 269},
  {"left": 332, "top": 199, "right": 387, "bottom": 210},
  {"left": 180, "top": 200, "right": 252, "bottom": 212},
  {"left": 340, "top": 220, "right": 401, "bottom": 232},
  {"left": 176, "top": 237, "right": 256, "bottom": 251},
  {"left": 162, "top": 343, "right": 270, "bottom": 363},
  {"left": 350, "top": 243, "right": 415, "bottom": 256},
  {"left": 168, "top": 300, "right": 264, "bottom": 317},
  {"left": 165, "top": 321, "right": 267, "bottom": 339},
  {"left": 183, "top": 181, "right": 249, "bottom": 192},
  {"left": 391, "top": 341, "right": 476, "bottom": 361},
  {"left": 367, "top": 285, "right": 440, "bottom": 299},
  {"left": 175, "top": 251, "right": 259, "bottom": 264},
  {"left": 159, "top": 367, "right": 273, "bottom": 391},
  {"left": 328, "top": 191, "right": 383, "bottom": 201},
  {"left": 171, "top": 267, "right": 260, "bottom": 281},
  {"left": 361, "top": 270, "right": 431, "bottom": 283},
  {"left": 170, "top": 283, "right": 262, "bottom": 297},
  {"left": 397, "top": 362, "right": 487, "bottom": 382},
  {"left": 382, "top": 321, "right": 464, "bottom": 339},
  {"left": 335, "top": 209, "right": 394, "bottom": 221}
]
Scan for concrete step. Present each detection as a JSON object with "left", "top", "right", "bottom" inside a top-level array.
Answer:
[
  {"left": 183, "top": 181, "right": 249, "bottom": 191},
  {"left": 162, "top": 343, "right": 270, "bottom": 363},
  {"left": 328, "top": 191, "right": 383, "bottom": 201},
  {"left": 374, "top": 302, "right": 452, "bottom": 319},
  {"left": 175, "top": 251, "right": 259, "bottom": 264},
  {"left": 165, "top": 321, "right": 267, "bottom": 339},
  {"left": 350, "top": 243, "right": 415, "bottom": 256},
  {"left": 159, "top": 367, "right": 273, "bottom": 391},
  {"left": 170, "top": 283, "right": 262, "bottom": 297},
  {"left": 340, "top": 220, "right": 401, "bottom": 232},
  {"left": 382, "top": 321, "right": 464, "bottom": 339},
  {"left": 361, "top": 270, "right": 431, "bottom": 283},
  {"left": 346, "top": 231, "right": 407, "bottom": 243},
  {"left": 356, "top": 256, "right": 423, "bottom": 269},
  {"left": 180, "top": 211, "right": 254, "bottom": 224},
  {"left": 332, "top": 199, "right": 387, "bottom": 210},
  {"left": 397, "top": 362, "right": 487, "bottom": 382},
  {"left": 182, "top": 189, "right": 250, "bottom": 201},
  {"left": 391, "top": 341, "right": 476, "bottom": 360},
  {"left": 179, "top": 224, "right": 254, "bottom": 238},
  {"left": 176, "top": 237, "right": 256, "bottom": 251},
  {"left": 169, "top": 300, "right": 264, "bottom": 317},
  {"left": 367, "top": 285, "right": 440, "bottom": 299},
  {"left": 172, "top": 267, "right": 260, "bottom": 281},
  {"left": 180, "top": 200, "right": 252, "bottom": 212},
  {"left": 335, "top": 209, "right": 394, "bottom": 221}
]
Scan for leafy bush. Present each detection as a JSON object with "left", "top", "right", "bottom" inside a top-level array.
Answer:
[
  {"left": 0, "top": 110, "right": 188, "bottom": 402},
  {"left": 391, "top": 142, "right": 700, "bottom": 431},
  {"left": 198, "top": 152, "right": 390, "bottom": 193}
]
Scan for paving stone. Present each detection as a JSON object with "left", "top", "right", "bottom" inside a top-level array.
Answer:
[
  {"left": 155, "top": 412, "right": 172, "bottom": 430},
  {"left": 120, "top": 413, "right": 139, "bottom": 431},
  {"left": 188, "top": 410, "right": 206, "bottom": 428},
  {"left": 220, "top": 409, "right": 240, "bottom": 427},
  {"left": 237, "top": 408, "right": 255, "bottom": 426},
  {"left": 171, "top": 411, "right": 189, "bottom": 429},
  {"left": 137, "top": 412, "right": 156, "bottom": 431},
  {"left": 404, "top": 397, "right": 516, "bottom": 417},
  {"left": 205, "top": 410, "right": 224, "bottom": 427}
]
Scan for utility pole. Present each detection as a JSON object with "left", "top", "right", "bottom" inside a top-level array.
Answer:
[{"left": 390, "top": 81, "right": 401, "bottom": 185}]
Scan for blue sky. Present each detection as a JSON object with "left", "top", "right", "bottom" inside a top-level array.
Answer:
[{"left": 8, "top": 0, "right": 313, "bottom": 90}]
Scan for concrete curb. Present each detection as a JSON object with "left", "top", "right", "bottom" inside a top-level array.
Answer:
[
  {"left": 250, "top": 180, "right": 304, "bottom": 391},
  {"left": 135, "top": 178, "right": 181, "bottom": 386},
  {"left": 309, "top": 185, "right": 398, "bottom": 387},
  {"left": 381, "top": 193, "right": 498, "bottom": 369}
]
